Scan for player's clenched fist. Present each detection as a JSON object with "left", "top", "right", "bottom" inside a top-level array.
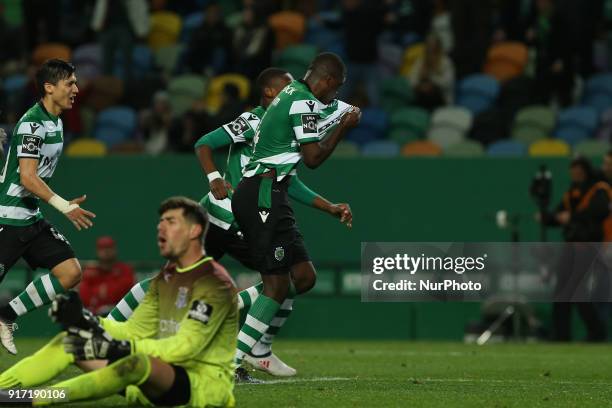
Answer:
[{"left": 340, "top": 106, "right": 361, "bottom": 129}]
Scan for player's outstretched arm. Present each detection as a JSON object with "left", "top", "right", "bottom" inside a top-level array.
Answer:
[
  {"left": 287, "top": 176, "right": 353, "bottom": 227},
  {"left": 300, "top": 107, "right": 361, "bottom": 169},
  {"left": 19, "top": 158, "right": 96, "bottom": 230},
  {"left": 195, "top": 127, "right": 234, "bottom": 200}
]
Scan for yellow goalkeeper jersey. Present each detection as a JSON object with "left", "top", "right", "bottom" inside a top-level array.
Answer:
[{"left": 100, "top": 256, "right": 238, "bottom": 407}]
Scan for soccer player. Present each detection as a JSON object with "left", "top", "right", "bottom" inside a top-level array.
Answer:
[
  {"left": 0, "top": 59, "right": 95, "bottom": 355},
  {"left": 231, "top": 52, "right": 360, "bottom": 368},
  {"left": 195, "top": 67, "right": 353, "bottom": 376},
  {"left": 0, "top": 197, "right": 238, "bottom": 407}
]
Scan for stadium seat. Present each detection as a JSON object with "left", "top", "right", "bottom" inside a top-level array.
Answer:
[
  {"left": 205, "top": 73, "right": 250, "bottom": 113},
  {"left": 65, "top": 139, "right": 107, "bottom": 157},
  {"left": 400, "top": 140, "right": 442, "bottom": 157},
  {"left": 359, "top": 108, "right": 388, "bottom": 135},
  {"left": 601, "top": 107, "right": 612, "bottom": 125},
  {"left": 428, "top": 127, "right": 464, "bottom": 149},
  {"left": 168, "top": 74, "right": 206, "bottom": 116},
  {"left": 389, "top": 107, "right": 429, "bottom": 138},
  {"left": 430, "top": 106, "right": 473, "bottom": 133},
  {"left": 361, "top": 140, "right": 400, "bottom": 157},
  {"left": 333, "top": 141, "right": 360, "bottom": 157},
  {"left": 114, "top": 45, "right": 153, "bottom": 79},
  {"left": 554, "top": 106, "right": 598, "bottom": 141},
  {"left": 346, "top": 127, "right": 381, "bottom": 146},
  {"left": 528, "top": 139, "right": 571, "bottom": 157},
  {"left": 3, "top": 74, "right": 28, "bottom": 94},
  {"left": 582, "top": 93, "right": 612, "bottom": 116},
  {"left": 513, "top": 105, "right": 556, "bottom": 132},
  {"left": 555, "top": 128, "right": 590, "bottom": 146},
  {"left": 148, "top": 11, "right": 182, "bottom": 50},
  {"left": 180, "top": 11, "right": 204, "bottom": 42},
  {"left": 584, "top": 73, "right": 612, "bottom": 96},
  {"left": 94, "top": 106, "right": 137, "bottom": 148},
  {"left": 511, "top": 125, "right": 548, "bottom": 145},
  {"left": 456, "top": 74, "right": 500, "bottom": 115},
  {"left": 305, "top": 23, "right": 342, "bottom": 53},
  {"left": 487, "top": 140, "right": 527, "bottom": 157},
  {"left": 275, "top": 44, "right": 319, "bottom": 79},
  {"left": 483, "top": 42, "right": 529, "bottom": 82},
  {"left": 32, "top": 43, "right": 71, "bottom": 66},
  {"left": 86, "top": 76, "right": 124, "bottom": 112},
  {"left": 268, "top": 11, "right": 306, "bottom": 50},
  {"left": 379, "top": 76, "right": 413, "bottom": 112},
  {"left": 574, "top": 140, "right": 610, "bottom": 157},
  {"left": 399, "top": 43, "right": 425, "bottom": 76},
  {"left": 154, "top": 44, "right": 184, "bottom": 77},
  {"left": 443, "top": 140, "right": 484, "bottom": 157},
  {"left": 72, "top": 43, "right": 101, "bottom": 80},
  {"left": 388, "top": 128, "right": 421, "bottom": 145}
]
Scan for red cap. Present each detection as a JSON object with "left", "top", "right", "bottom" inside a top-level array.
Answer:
[{"left": 96, "top": 236, "right": 116, "bottom": 249}]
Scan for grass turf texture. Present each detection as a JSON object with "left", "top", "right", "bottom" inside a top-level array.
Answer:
[{"left": 1, "top": 339, "right": 612, "bottom": 407}]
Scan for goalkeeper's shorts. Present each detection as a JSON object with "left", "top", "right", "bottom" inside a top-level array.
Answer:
[{"left": 125, "top": 365, "right": 235, "bottom": 408}]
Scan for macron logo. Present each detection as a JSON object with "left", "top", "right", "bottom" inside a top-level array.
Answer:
[{"left": 259, "top": 210, "right": 269, "bottom": 223}]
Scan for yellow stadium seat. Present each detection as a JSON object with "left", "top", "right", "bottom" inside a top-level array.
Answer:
[
  {"left": 32, "top": 43, "right": 71, "bottom": 66},
  {"left": 205, "top": 73, "right": 251, "bottom": 113},
  {"left": 528, "top": 139, "right": 571, "bottom": 157},
  {"left": 400, "top": 43, "right": 425, "bottom": 76},
  {"left": 66, "top": 139, "right": 107, "bottom": 157},
  {"left": 148, "top": 11, "right": 182, "bottom": 50}
]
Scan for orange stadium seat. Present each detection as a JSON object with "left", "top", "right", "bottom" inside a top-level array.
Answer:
[
  {"left": 400, "top": 140, "right": 442, "bottom": 157},
  {"left": 32, "top": 43, "right": 71, "bottom": 66},
  {"left": 528, "top": 139, "right": 571, "bottom": 157},
  {"left": 484, "top": 42, "right": 529, "bottom": 82},
  {"left": 268, "top": 11, "right": 306, "bottom": 50},
  {"left": 148, "top": 11, "right": 182, "bottom": 50}
]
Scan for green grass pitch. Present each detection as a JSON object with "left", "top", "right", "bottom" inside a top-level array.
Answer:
[{"left": 2, "top": 338, "right": 612, "bottom": 407}]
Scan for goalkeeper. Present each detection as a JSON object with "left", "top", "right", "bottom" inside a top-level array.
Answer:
[{"left": 0, "top": 196, "right": 238, "bottom": 407}]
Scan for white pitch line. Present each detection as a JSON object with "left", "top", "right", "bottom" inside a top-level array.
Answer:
[{"left": 237, "top": 377, "right": 352, "bottom": 386}]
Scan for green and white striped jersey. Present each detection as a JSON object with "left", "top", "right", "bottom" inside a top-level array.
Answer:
[
  {"left": 200, "top": 106, "right": 265, "bottom": 230},
  {"left": 0, "top": 103, "right": 64, "bottom": 226},
  {"left": 243, "top": 80, "right": 351, "bottom": 181}
]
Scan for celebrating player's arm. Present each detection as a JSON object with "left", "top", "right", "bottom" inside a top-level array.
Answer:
[{"left": 287, "top": 177, "right": 353, "bottom": 228}]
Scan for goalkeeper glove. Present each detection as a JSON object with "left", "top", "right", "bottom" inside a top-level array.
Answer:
[
  {"left": 63, "top": 328, "right": 132, "bottom": 361},
  {"left": 49, "top": 291, "right": 104, "bottom": 335}
]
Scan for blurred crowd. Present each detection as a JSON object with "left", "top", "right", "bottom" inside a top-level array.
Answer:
[{"left": 0, "top": 0, "right": 611, "bottom": 156}]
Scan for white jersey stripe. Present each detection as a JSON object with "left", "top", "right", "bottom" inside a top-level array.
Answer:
[
  {"left": 132, "top": 283, "right": 146, "bottom": 302},
  {"left": 0, "top": 205, "right": 39, "bottom": 220},
  {"left": 7, "top": 183, "right": 32, "bottom": 198},
  {"left": 208, "top": 213, "right": 232, "bottom": 230},
  {"left": 115, "top": 300, "right": 132, "bottom": 318},
  {"left": 9, "top": 297, "right": 27, "bottom": 316},
  {"left": 208, "top": 194, "right": 232, "bottom": 212}
]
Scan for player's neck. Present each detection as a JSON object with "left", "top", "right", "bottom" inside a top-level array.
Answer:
[
  {"left": 176, "top": 248, "right": 206, "bottom": 270},
  {"left": 40, "top": 98, "right": 62, "bottom": 117}
]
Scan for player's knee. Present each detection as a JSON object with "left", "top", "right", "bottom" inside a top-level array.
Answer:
[
  {"left": 111, "top": 353, "right": 151, "bottom": 385},
  {"left": 293, "top": 269, "right": 317, "bottom": 295},
  {"left": 61, "top": 263, "right": 82, "bottom": 287}
]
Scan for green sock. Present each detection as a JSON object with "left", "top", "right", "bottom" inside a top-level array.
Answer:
[
  {"left": 8, "top": 273, "right": 65, "bottom": 318},
  {"left": 0, "top": 332, "right": 73, "bottom": 388},
  {"left": 34, "top": 354, "right": 151, "bottom": 406},
  {"left": 237, "top": 282, "right": 264, "bottom": 312},
  {"left": 235, "top": 294, "right": 280, "bottom": 365},
  {"left": 253, "top": 285, "right": 295, "bottom": 356}
]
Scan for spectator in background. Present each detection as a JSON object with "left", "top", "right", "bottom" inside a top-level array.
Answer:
[
  {"left": 495, "top": 0, "right": 535, "bottom": 43},
  {"left": 232, "top": 0, "right": 275, "bottom": 80},
  {"left": 22, "top": 0, "right": 60, "bottom": 51},
  {"left": 140, "top": 90, "right": 173, "bottom": 155},
  {"left": 409, "top": 33, "right": 455, "bottom": 110},
  {"left": 79, "top": 236, "right": 135, "bottom": 316},
  {"left": 540, "top": 157, "right": 609, "bottom": 342},
  {"left": 91, "top": 0, "right": 150, "bottom": 80},
  {"left": 169, "top": 102, "right": 211, "bottom": 153},
  {"left": 340, "top": 0, "right": 386, "bottom": 106},
  {"left": 529, "top": 0, "right": 574, "bottom": 107},
  {"left": 211, "top": 84, "right": 245, "bottom": 130},
  {"left": 430, "top": 0, "right": 453, "bottom": 53},
  {"left": 185, "top": 2, "right": 232, "bottom": 75}
]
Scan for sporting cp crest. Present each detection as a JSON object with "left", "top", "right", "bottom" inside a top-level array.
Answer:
[
  {"left": 274, "top": 246, "right": 285, "bottom": 261},
  {"left": 175, "top": 286, "right": 189, "bottom": 309}
]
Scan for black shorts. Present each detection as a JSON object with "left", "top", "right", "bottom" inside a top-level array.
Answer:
[
  {"left": 149, "top": 364, "right": 191, "bottom": 406},
  {"left": 205, "top": 223, "right": 258, "bottom": 270},
  {"left": 0, "top": 219, "right": 75, "bottom": 283},
  {"left": 231, "top": 174, "right": 310, "bottom": 275}
]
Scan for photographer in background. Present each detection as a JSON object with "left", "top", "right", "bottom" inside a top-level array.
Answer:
[{"left": 540, "top": 157, "right": 609, "bottom": 342}]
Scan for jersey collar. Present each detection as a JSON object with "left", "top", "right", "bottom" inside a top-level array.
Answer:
[{"left": 175, "top": 256, "right": 213, "bottom": 273}]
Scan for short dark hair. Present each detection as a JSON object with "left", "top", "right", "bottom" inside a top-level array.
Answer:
[
  {"left": 255, "top": 67, "right": 289, "bottom": 93},
  {"left": 570, "top": 155, "right": 594, "bottom": 180},
  {"left": 36, "top": 59, "right": 75, "bottom": 98},
  {"left": 158, "top": 196, "right": 209, "bottom": 242},
  {"left": 308, "top": 52, "right": 346, "bottom": 82}
]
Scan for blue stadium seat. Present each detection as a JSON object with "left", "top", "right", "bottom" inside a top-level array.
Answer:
[
  {"left": 94, "top": 106, "right": 137, "bottom": 147},
  {"left": 181, "top": 12, "right": 204, "bottom": 41},
  {"left": 486, "top": 140, "right": 527, "bottom": 157},
  {"left": 583, "top": 93, "right": 612, "bottom": 116},
  {"left": 359, "top": 108, "right": 388, "bottom": 135},
  {"left": 556, "top": 106, "right": 598, "bottom": 134},
  {"left": 457, "top": 74, "right": 500, "bottom": 100},
  {"left": 584, "top": 73, "right": 612, "bottom": 96},
  {"left": 72, "top": 43, "right": 101, "bottom": 80},
  {"left": 3, "top": 74, "right": 27, "bottom": 94},
  {"left": 555, "top": 127, "right": 590, "bottom": 146},
  {"left": 346, "top": 127, "right": 382, "bottom": 146},
  {"left": 456, "top": 94, "right": 494, "bottom": 115},
  {"left": 361, "top": 140, "right": 400, "bottom": 157},
  {"left": 114, "top": 45, "right": 153, "bottom": 79}
]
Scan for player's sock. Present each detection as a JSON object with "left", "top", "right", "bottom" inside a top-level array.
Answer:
[
  {"left": 251, "top": 285, "right": 295, "bottom": 356},
  {"left": 235, "top": 294, "right": 280, "bottom": 365},
  {"left": 237, "top": 281, "right": 263, "bottom": 311},
  {"left": 0, "top": 332, "right": 73, "bottom": 388},
  {"left": 106, "top": 278, "right": 153, "bottom": 322},
  {"left": 34, "top": 354, "right": 151, "bottom": 406},
  {"left": 2, "top": 273, "right": 66, "bottom": 320}
]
